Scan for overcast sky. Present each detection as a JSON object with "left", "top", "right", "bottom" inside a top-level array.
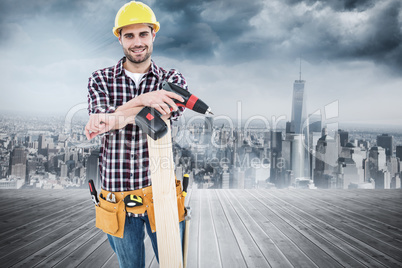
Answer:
[{"left": 0, "top": 0, "right": 401, "bottom": 127}]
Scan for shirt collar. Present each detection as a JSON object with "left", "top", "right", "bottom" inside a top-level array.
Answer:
[{"left": 114, "top": 57, "right": 160, "bottom": 78}]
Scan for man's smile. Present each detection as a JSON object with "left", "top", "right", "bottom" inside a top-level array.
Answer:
[{"left": 131, "top": 47, "right": 146, "bottom": 54}]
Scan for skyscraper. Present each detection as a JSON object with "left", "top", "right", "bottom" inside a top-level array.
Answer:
[
  {"left": 86, "top": 149, "right": 100, "bottom": 189},
  {"left": 377, "top": 134, "right": 393, "bottom": 158},
  {"left": 338, "top": 129, "right": 349, "bottom": 147},
  {"left": 9, "top": 146, "right": 27, "bottom": 182},
  {"left": 290, "top": 79, "right": 306, "bottom": 134},
  {"left": 396, "top": 146, "right": 402, "bottom": 161},
  {"left": 289, "top": 62, "right": 310, "bottom": 181},
  {"left": 270, "top": 131, "right": 283, "bottom": 186}
]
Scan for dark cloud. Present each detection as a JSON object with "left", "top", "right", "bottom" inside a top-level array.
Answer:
[
  {"left": 150, "top": 0, "right": 402, "bottom": 73},
  {"left": 152, "top": 0, "right": 265, "bottom": 62},
  {"left": 0, "top": 0, "right": 401, "bottom": 72},
  {"left": 284, "top": 0, "right": 376, "bottom": 11},
  {"left": 354, "top": 0, "right": 402, "bottom": 68}
]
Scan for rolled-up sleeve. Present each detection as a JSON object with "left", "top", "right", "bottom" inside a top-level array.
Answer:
[
  {"left": 87, "top": 72, "right": 116, "bottom": 115},
  {"left": 167, "top": 70, "right": 188, "bottom": 121}
]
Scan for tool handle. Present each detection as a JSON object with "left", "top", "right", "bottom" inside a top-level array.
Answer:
[
  {"left": 162, "top": 81, "right": 191, "bottom": 98},
  {"left": 162, "top": 82, "right": 210, "bottom": 114},
  {"left": 88, "top": 179, "right": 99, "bottom": 204},
  {"left": 183, "top": 174, "right": 189, "bottom": 194}
]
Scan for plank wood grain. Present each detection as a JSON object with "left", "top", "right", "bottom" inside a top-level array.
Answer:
[{"left": 147, "top": 120, "right": 183, "bottom": 268}]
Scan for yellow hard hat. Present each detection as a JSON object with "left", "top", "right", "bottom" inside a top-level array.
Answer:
[{"left": 113, "top": 1, "right": 160, "bottom": 37}]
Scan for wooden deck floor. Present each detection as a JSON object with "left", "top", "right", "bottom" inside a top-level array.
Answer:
[{"left": 0, "top": 188, "right": 401, "bottom": 267}]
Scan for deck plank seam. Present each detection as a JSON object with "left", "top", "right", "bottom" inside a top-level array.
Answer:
[
  {"left": 296, "top": 190, "right": 402, "bottom": 218},
  {"left": 262, "top": 190, "right": 402, "bottom": 267},
  {"left": 0, "top": 205, "right": 91, "bottom": 248},
  {"left": 257, "top": 190, "right": 379, "bottom": 268},
  {"left": 0, "top": 201, "right": 92, "bottom": 238},
  {"left": 50, "top": 230, "right": 106, "bottom": 268},
  {"left": 224, "top": 190, "right": 279, "bottom": 267},
  {"left": 285, "top": 190, "right": 402, "bottom": 244},
  {"left": 0, "top": 211, "right": 95, "bottom": 264},
  {"left": 10, "top": 218, "right": 97, "bottom": 267},
  {"left": 29, "top": 220, "right": 100, "bottom": 268},
  {"left": 0, "top": 190, "right": 85, "bottom": 215},
  {"left": 244, "top": 190, "right": 322, "bottom": 268},
  {"left": 207, "top": 190, "right": 224, "bottom": 268}
]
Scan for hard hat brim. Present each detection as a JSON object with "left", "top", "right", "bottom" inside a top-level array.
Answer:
[{"left": 113, "top": 22, "right": 160, "bottom": 37}]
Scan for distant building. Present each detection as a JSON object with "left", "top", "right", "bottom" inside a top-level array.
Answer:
[
  {"left": 307, "top": 114, "right": 322, "bottom": 133},
  {"left": 314, "top": 132, "right": 339, "bottom": 188},
  {"left": 290, "top": 79, "right": 306, "bottom": 134},
  {"left": 366, "top": 146, "right": 389, "bottom": 189},
  {"left": 86, "top": 149, "right": 100, "bottom": 189},
  {"left": 270, "top": 131, "right": 283, "bottom": 187},
  {"left": 338, "top": 130, "right": 349, "bottom": 147},
  {"left": 377, "top": 134, "right": 393, "bottom": 158},
  {"left": 396, "top": 145, "right": 402, "bottom": 161},
  {"left": 38, "top": 134, "right": 48, "bottom": 155},
  {"left": 222, "top": 171, "right": 230, "bottom": 189},
  {"left": 9, "top": 146, "right": 27, "bottom": 182}
]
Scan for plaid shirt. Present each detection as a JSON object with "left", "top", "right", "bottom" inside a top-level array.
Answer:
[{"left": 87, "top": 57, "right": 187, "bottom": 193}]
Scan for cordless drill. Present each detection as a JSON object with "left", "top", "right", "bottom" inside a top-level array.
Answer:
[{"left": 135, "top": 81, "right": 213, "bottom": 140}]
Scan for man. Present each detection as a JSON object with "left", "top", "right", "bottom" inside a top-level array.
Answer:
[{"left": 85, "top": 2, "right": 186, "bottom": 267}]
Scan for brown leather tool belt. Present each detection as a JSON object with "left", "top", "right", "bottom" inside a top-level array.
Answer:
[{"left": 95, "top": 181, "right": 185, "bottom": 238}]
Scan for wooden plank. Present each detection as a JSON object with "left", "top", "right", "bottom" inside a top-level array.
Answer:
[
  {"left": 198, "top": 189, "right": 222, "bottom": 267},
  {"left": 319, "top": 190, "right": 402, "bottom": 212},
  {"left": 0, "top": 206, "right": 93, "bottom": 254},
  {"left": 33, "top": 226, "right": 103, "bottom": 267},
  {"left": 264, "top": 190, "right": 402, "bottom": 267},
  {"left": 187, "top": 187, "right": 200, "bottom": 268},
  {"left": 289, "top": 190, "right": 402, "bottom": 246},
  {"left": 1, "top": 189, "right": 401, "bottom": 268},
  {"left": 256, "top": 190, "right": 374, "bottom": 268},
  {"left": 0, "top": 190, "right": 61, "bottom": 214},
  {"left": 217, "top": 189, "right": 273, "bottom": 268},
  {"left": 10, "top": 218, "right": 97, "bottom": 267},
  {"left": 283, "top": 190, "right": 402, "bottom": 259},
  {"left": 208, "top": 190, "right": 247, "bottom": 267},
  {"left": 0, "top": 192, "right": 91, "bottom": 234},
  {"left": 53, "top": 230, "right": 107, "bottom": 268},
  {"left": 0, "top": 203, "right": 91, "bottom": 251},
  {"left": 242, "top": 190, "right": 327, "bottom": 267},
  {"left": 224, "top": 190, "right": 293, "bottom": 268},
  {"left": 147, "top": 120, "right": 182, "bottom": 268},
  {"left": 101, "top": 253, "right": 119, "bottom": 268},
  {"left": 0, "top": 211, "right": 96, "bottom": 267},
  {"left": 297, "top": 189, "right": 402, "bottom": 219},
  {"left": 76, "top": 235, "right": 114, "bottom": 268},
  {"left": 0, "top": 190, "right": 84, "bottom": 216},
  {"left": 292, "top": 190, "right": 402, "bottom": 241},
  {"left": 144, "top": 235, "right": 157, "bottom": 267}
]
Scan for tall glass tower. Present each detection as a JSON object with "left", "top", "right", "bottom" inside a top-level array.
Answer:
[
  {"left": 289, "top": 60, "right": 310, "bottom": 180},
  {"left": 290, "top": 79, "right": 306, "bottom": 134}
]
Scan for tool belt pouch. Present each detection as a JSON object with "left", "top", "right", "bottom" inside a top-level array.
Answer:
[
  {"left": 96, "top": 188, "right": 150, "bottom": 238},
  {"left": 95, "top": 198, "right": 125, "bottom": 238}
]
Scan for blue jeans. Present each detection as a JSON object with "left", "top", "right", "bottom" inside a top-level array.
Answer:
[{"left": 108, "top": 215, "right": 185, "bottom": 268}]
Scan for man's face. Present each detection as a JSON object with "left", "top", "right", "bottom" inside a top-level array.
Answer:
[{"left": 119, "top": 24, "right": 155, "bottom": 65}]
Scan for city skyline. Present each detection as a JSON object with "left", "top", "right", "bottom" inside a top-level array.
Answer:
[{"left": 0, "top": 0, "right": 401, "bottom": 126}]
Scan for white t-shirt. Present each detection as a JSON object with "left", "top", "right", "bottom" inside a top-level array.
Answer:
[{"left": 125, "top": 69, "right": 146, "bottom": 86}]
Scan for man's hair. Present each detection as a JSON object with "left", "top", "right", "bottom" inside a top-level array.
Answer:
[{"left": 119, "top": 24, "right": 155, "bottom": 37}]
